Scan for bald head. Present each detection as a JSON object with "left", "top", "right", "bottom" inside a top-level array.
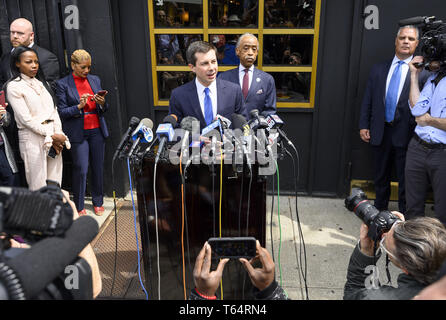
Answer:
[{"left": 10, "top": 18, "right": 34, "bottom": 48}]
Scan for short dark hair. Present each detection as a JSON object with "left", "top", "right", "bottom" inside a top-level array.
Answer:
[{"left": 186, "top": 41, "right": 217, "bottom": 66}]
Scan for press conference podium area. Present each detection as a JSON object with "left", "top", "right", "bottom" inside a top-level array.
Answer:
[{"left": 134, "top": 148, "right": 267, "bottom": 300}]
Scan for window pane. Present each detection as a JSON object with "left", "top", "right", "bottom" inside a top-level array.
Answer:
[
  {"left": 209, "top": 34, "right": 240, "bottom": 66},
  {"left": 264, "top": 0, "right": 315, "bottom": 28},
  {"left": 156, "top": 34, "right": 203, "bottom": 65},
  {"left": 154, "top": 1, "right": 203, "bottom": 27},
  {"left": 263, "top": 35, "right": 313, "bottom": 65},
  {"left": 209, "top": 0, "right": 258, "bottom": 27},
  {"left": 270, "top": 72, "right": 311, "bottom": 102},
  {"left": 158, "top": 72, "right": 194, "bottom": 99}
]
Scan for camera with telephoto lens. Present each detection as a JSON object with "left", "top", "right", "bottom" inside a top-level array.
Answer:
[{"left": 345, "top": 188, "right": 400, "bottom": 242}]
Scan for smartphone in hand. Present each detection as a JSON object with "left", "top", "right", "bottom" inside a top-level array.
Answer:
[
  {"left": 208, "top": 237, "right": 257, "bottom": 260},
  {"left": 0, "top": 90, "right": 6, "bottom": 107}
]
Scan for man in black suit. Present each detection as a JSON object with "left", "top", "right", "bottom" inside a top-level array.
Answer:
[
  {"left": 358, "top": 25, "right": 429, "bottom": 213},
  {"left": 0, "top": 18, "right": 60, "bottom": 89}
]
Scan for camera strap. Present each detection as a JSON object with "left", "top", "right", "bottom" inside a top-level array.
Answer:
[{"left": 385, "top": 254, "right": 392, "bottom": 285}]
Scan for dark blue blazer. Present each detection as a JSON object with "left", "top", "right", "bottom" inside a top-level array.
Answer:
[
  {"left": 218, "top": 66, "right": 277, "bottom": 118},
  {"left": 359, "top": 60, "right": 429, "bottom": 148},
  {"left": 168, "top": 78, "right": 245, "bottom": 129},
  {"left": 56, "top": 74, "right": 109, "bottom": 143}
]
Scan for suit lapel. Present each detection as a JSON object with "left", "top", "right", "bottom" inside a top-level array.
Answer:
[
  {"left": 398, "top": 70, "right": 411, "bottom": 106},
  {"left": 247, "top": 68, "right": 260, "bottom": 100},
  {"left": 188, "top": 80, "right": 206, "bottom": 125},
  {"left": 87, "top": 75, "right": 99, "bottom": 93},
  {"left": 216, "top": 79, "right": 225, "bottom": 116},
  {"left": 68, "top": 75, "right": 80, "bottom": 103},
  {"left": 381, "top": 60, "right": 393, "bottom": 105}
]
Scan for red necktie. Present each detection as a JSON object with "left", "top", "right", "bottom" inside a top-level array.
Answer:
[{"left": 242, "top": 69, "right": 249, "bottom": 99}]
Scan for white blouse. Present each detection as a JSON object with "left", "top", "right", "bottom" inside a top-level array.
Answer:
[{"left": 6, "top": 74, "right": 68, "bottom": 148}]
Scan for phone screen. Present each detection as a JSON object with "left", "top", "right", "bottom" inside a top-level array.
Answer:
[{"left": 208, "top": 237, "right": 256, "bottom": 259}]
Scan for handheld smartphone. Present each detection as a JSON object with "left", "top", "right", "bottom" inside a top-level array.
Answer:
[
  {"left": 48, "top": 146, "right": 57, "bottom": 159},
  {"left": 0, "top": 90, "right": 6, "bottom": 107},
  {"left": 208, "top": 237, "right": 257, "bottom": 259},
  {"left": 97, "top": 90, "right": 108, "bottom": 96}
]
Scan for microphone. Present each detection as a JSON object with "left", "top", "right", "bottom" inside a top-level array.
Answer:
[
  {"left": 232, "top": 113, "right": 253, "bottom": 169},
  {"left": 263, "top": 113, "right": 295, "bottom": 149},
  {"left": 113, "top": 116, "right": 140, "bottom": 160},
  {"left": 180, "top": 116, "right": 198, "bottom": 159},
  {"left": 215, "top": 114, "right": 232, "bottom": 130},
  {"left": 5, "top": 216, "right": 99, "bottom": 299},
  {"left": 127, "top": 118, "right": 154, "bottom": 158},
  {"left": 155, "top": 114, "right": 177, "bottom": 164},
  {"left": 249, "top": 109, "right": 271, "bottom": 156}
]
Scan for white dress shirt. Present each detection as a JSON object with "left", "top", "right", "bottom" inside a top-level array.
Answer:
[
  {"left": 195, "top": 78, "right": 217, "bottom": 121},
  {"left": 385, "top": 55, "right": 412, "bottom": 102}
]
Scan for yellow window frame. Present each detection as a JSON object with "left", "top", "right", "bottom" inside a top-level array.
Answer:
[{"left": 148, "top": 0, "right": 321, "bottom": 109}]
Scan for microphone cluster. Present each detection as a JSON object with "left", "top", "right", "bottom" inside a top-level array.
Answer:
[{"left": 115, "top": 110, "right": 292, "bottom": 175}]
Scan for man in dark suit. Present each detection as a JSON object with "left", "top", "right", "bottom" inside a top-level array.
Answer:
[
  {"left": 219, "top": 33, "right": 276, "bottom": 118},
  {"left": 169, "top": 41, "right": 245, "bottom": 130},
  {"left": 0, "top": 18, "right": 60, "bottom": 89},
  {"left": 359, "top": 25, "right": 429, "bottom": 213}
]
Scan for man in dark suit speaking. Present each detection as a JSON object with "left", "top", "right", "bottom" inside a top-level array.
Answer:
[
  {"left": 358, "top": 25, "right": 429, "bottom": 213},
  {"left": 219, "top": 33, "right": 276, "bottom": 118},
  {"left": 0, "top": 18, "right": 60, "bottom": 89},
  {"left": 168, "top": 41, "right": 245, "bottom": 129}
]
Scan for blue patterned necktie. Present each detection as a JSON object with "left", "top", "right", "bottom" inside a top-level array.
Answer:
[
  {"left": 385, "top": 61, "right": 404, "bottom": 122},
  {"left": 204, "top": 87, "right": 214, "bottom": 125}
]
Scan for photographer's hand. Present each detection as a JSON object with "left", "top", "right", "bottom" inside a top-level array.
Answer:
[
  {"left": 359, "top": 223, "right": 375, "bottom": 256},
  {"left": 193, "top": 242, "right": 229, "bottom": 297},
  {"left": 239, "top": 241, "right": 275, "bottom": 291}
]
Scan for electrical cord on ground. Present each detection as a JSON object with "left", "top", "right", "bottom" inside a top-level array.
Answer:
[
  {"left": 153, "top": 159, "right": 161, "bottom": 300},
  {"left": 126, "top": 157, "right": 149, "bottom": 300},
  {"left": 284, "top": 145, "right": 309, "bottom": 300}
]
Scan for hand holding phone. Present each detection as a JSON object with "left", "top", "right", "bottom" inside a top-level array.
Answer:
[{"left": 97, "top": 90, "right": 108, "bottom": 96}]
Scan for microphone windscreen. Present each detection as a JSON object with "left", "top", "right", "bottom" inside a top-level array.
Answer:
[
  {"left": 250, "top": 109, "right": 260, "bottom": 118},
  {"left": 140, "top": 118, "right": 154, "bottom": 129},
  {"left": 232, "top": 113, "right": 248, "bottom": 129},
  {"left": 163, "top": 115, "right": 178, "bottom": 126},
  {"left": 7, "top": 216, "right": 99, "bottom": 299},
  {"left": 398, "top": 16, "right": 426, "bottom": 26},
  {"left": 180, "top": 116, "right": 198, "bottom": 132},
  {"left": 129, "top": 116, "right": 141, "bottom": 128}
]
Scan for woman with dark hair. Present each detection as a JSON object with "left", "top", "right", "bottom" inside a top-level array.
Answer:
[
  {"left": 5, "top": 46, "right": 69, "bottom": 190},
  {"left": 55, "top": 49, "right": 109, "bottom": 216}
]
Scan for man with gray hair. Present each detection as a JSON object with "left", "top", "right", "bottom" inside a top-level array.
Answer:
[
  {"left": 0, "top": 18, "right": 60, "bottom": 89},
  {"left": 344, "top": 212, "right": 446, "bottom": 300},
  {"left": 358, "top": 25, "right": 430, "bottom": 214},
  {"left": 219, "top": 33, "right": 277, "bottom": 119}
]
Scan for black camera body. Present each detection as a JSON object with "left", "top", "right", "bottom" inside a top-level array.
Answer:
[
  {"left": 399, "top": 16, "right": 446, "bottom": 71},
  {"left": 0, "top": 182, "right": 73, "bottom": 241},
  {"left": 0, "top": 182, "right": 94, "bottom": 300},
  {"left": 345, "top": 188, "right": 400, "bottom": 242}
]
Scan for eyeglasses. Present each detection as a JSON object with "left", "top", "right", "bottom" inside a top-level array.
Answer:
[{"left": 379, "top": 235, "right": 398, "bottom": 262}]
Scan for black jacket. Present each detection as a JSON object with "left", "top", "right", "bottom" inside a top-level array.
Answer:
[
  {"left": 343, "top": 244, "right": 426, "bottom": 300},
  {"left": 0, "top": 44, "right": 60, "bottom": 89}
]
